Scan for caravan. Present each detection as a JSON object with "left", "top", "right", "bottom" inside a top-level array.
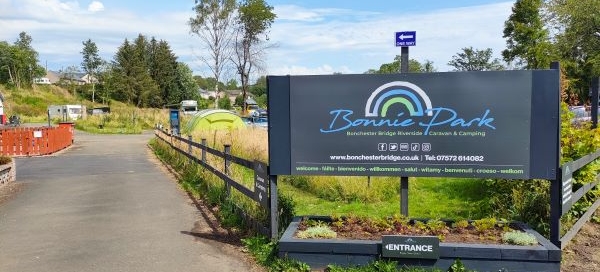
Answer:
[{"left": 48, "top": 105, "right": 85, "bottom": 121}]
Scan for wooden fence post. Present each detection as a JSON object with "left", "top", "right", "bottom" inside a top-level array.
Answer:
[
  {"left": 224, "top": 144, "right": 231, "bottom": 197},
  {"left": 201, "top": 139, "right": 207, "bottom": 163}
]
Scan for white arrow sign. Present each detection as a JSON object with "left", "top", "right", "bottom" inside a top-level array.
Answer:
[{"left": 259, "top": 192, "right": 263, "bottom": 201}]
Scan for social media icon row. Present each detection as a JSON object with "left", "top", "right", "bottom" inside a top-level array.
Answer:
[{"left": 378, "top": 143, "right": 431, "bottom": 152}]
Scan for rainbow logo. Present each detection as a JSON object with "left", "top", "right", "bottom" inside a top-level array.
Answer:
[{"left": 365, "top": 81, "right": 433, "bottom": 118}]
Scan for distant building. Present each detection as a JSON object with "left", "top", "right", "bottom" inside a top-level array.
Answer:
[
  {"left": 199, "top": 88, "right": 212, "bottom": 100},
  {"left": 33, "top": 78, "right": 51, "bottom": 84},
  {"left": 46, "top": 71, "right": 61, "bottom": 84},
  {"left": 225, "top": 90, "right": 241, "bottom": 104},
  {"left": 59, "top": 72, "right": 97, "bottom": 85}
]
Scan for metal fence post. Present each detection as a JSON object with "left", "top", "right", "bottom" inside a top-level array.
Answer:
[
  {"left": 188, "top": 135, "right": 193, "bottom": 155},
  {"left": 201, "top": 139, "right": 207, "bottom": 163},
  {"left": 270, "top": 174, "right": 279, "bottom": 240},
  {"left": 224, "top": 144, "right": 231, "bottom": 197}
]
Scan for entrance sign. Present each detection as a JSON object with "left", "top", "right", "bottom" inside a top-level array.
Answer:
[
  {"left": 382, "top": 235, "right": 439, "bottom": 259},
  {"left": 268, "top": 71, "right": 560, "bottom": 179},
  {"left": 396, "top": 31, "right": 416, "bottom": 46}
]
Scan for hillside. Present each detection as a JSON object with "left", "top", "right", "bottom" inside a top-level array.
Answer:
[
  {"left": 0, "top": 84, "right": 167, "bottom": 133},
  {"left": 2, "top": 84, "right": 77, "bottom": 121}
]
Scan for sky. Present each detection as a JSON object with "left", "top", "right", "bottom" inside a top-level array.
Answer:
[{"left": 0, "top": 0, "right": 515, "bottom": 81}]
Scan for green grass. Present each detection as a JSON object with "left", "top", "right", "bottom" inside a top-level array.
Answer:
[
  {"left": 75, "top": 104, "right": 166, "bottom": 134},
  {"left": 163, "top": 126, "right": 492, "bottom": 221},
  {"left": 280, "top": 177, "right": 489, "bottom": 219}
]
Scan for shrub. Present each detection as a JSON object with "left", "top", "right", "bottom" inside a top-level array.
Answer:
[
  {"left": 296, "top": 223, "right": 337, "bottom": 239},
  {"left": 472, "top": 218, "right": 497, "bottom": 233},
  {"left": 502, "top": 231, "right": 538, "bottom": 246},
  {"left": 0, "top": 156, "right": 12, "bottom": 165}
]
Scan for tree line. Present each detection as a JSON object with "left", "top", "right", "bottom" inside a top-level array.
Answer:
[
  {"left": 3, "top": 0, "right": 598, "bottom": 107},
  {"left": 189, "top": 0, "right": 276, "bottom": 110},
  {"left": 0, "top": 32, "right": 45, "bottom": 89},
  {"left": 99, "top": 34, "right": 199, "bottom": 108},
  {"left": 367, "top": 0, "right": 600, "bottom": 104}
]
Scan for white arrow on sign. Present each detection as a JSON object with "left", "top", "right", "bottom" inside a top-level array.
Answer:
[
  {"left": 259, "top": 192, "right": 263, "bottom": 201},
  {"left": 398, "top": 34, "right": 414, "bottom": 40}
]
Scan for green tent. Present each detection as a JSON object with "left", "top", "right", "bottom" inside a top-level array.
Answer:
[{"left": 183, "top": 109, "right": 246, "bottom": 133}]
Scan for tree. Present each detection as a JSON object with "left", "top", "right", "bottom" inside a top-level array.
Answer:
[
  {"left": 546, "top": 0, "right": 600, "bottom": 102},
  {"left": 502, "top": 0, "right": 552, "bottom": 69},
  {"left": 218, "top": 95, "right": 232, "bottom": 109},
  {"left": 81, "top": 39, "right": 103, "bottom": 103},
  {"left": 189, "top": 0, "right": 237, "bottom": 109},
  {"left": 249, "top": 75, "right": 266, "bottom": 97},
  {"left": 175, "top": 62, "right": 200, "bottom": 102},
  {"left": 60, "top": 65, "right": 81, "bottom": 96},
  {"left": 109, "top": 36, "right": 159, "bottom": 107},
  {"left": 234, "top": 94, "right": 244, "bottom": 107},
  {"left": 366, "top": 56, "right": 437, "bottom": 74},
  {"left": 448, "top": 47, "right": 505, "bottom": 71},
  {"left": 148, "top": 38, "right": 178, "bottom": 106},
  {"left": 225, "top": 78, "right": 238, "bottom": 90},
  {"left": 233, "top": 0, "right": 276, "bottom": 113},
  {"left": 1, "top": 32, "right": 43, "bottom": 89}
]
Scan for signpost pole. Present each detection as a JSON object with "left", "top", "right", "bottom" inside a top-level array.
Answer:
[
  {"left": 269, "top": 174, "right": 279, "bottom": 240},
  {"left": 400, "top": 176, "right": 409, "bottom": 216},
  {"left": 399, "top": 42, "right": 409, "bottom": 217},
  {"left": 400, "top": 46, "right": 409, "bottom": 73},
  {"left": 549, "top": 61, "right": 562, "bottom": 247}
]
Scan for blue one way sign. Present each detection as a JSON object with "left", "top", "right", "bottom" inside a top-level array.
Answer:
[{"left": 396, "top": 31, "right": 416, "bottom": 47}]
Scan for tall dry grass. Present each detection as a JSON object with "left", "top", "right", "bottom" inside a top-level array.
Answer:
[{"left": 186, "top": 127, "right": 397, "bottom": 203}]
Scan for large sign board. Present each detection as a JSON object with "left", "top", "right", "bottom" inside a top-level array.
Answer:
[{"left": 268, "top": 71, "right": 560, "bottom": 179}]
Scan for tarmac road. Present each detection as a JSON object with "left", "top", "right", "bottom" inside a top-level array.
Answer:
[{"left": 0, "top": 131, "right": 254, "bottom": 272}]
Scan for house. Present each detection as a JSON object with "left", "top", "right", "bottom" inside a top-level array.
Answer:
[
  {"left": 59, "top": 72, "right": 97, "bottom": 85},
  {"left": 199, "top": 88, "right": 212, "bottom": 100},
  {"left": 33, "top": 78, "right": 51, "bottom": 84},
  {"left": 224, "top": 89, "right": 242, "bottom": 104},
  {"left": 46, "top": 71, "right": 61, "bottom": 84},
  {"left": 80, "top": 73, "right": 98, "bottom": 84}
]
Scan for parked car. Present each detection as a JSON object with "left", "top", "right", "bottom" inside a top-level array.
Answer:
[{"left": 244, "top": 116, "right": 268, "bottom": 129}]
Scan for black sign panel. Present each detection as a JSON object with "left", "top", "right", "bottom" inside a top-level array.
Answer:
[
  {"left": 382, "top": 235, "right": 440, "bottom": 259},
  {"left": 268, "top": 71, "right": 560, "bottom": 179},
  {"left": 254, "top": 160, "right": 269, "bottom": 208}
]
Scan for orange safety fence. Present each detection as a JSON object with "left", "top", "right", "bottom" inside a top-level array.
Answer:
[{"left": 0, "top": 126, "right": 73, "bottom": 156}]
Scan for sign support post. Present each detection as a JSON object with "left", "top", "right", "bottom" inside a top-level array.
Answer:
[
  {"left": 397, "top": 31, "right": 414, "bottom": 216},
  {"left": 400, "top": 46, "right": 409, "bottom": 74},
  {"left": 549, "top": 61, "right": 562, "bottom": 247},
  {"left": 400, "top": 176, "right": 409, "bottom": 216},
  {"left": 399, "top": 52, "right": 409, "bottom": 216},
  {"left": 269, "top": 174, "right": 279, "bottom": 240}
]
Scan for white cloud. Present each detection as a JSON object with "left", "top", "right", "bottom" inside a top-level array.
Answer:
[
  {"left": 269, "top": 64, "right": 353, "bottom": 76},
  {"left": 0, "top": 0, "right": 195, "bottom": 72},
  {"left": 274, "top": 5, "right": 379, "bottom": 22},
  {"left": 0, "top": 1, "right": 515, "bottom": 77},
  {"left": 88, "top": 1, "right": 104, "bottom": 13},
  {"left": 267, "top": 2, "right": 514, "bottom": 74}
]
